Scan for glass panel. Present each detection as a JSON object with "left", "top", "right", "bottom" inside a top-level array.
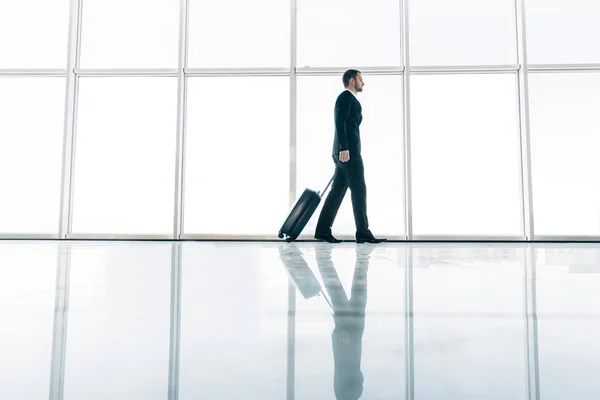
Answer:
[
  {"left": 413, "top": 244, "right": 527, "bottom": 399},
  {"left": 71, "top": 78, "right": 177, "bottom": 234},
  {"left": 183, "top": 77, "right": 289, "bottom": 235},
  {"left": 296, "top": 75, "right": 405, "bottom": 237},
  {"left": 536, "top": 245, "right": 600, "bottom": 399},
  {"left": 289, "top": 245, "right": 406, "bottom": 399},
  {"left": 529, "top": 73, "right": 600, "bottom": 236},
  {"left": 63, "top": 242, "right": 172, "bottom": 400},
  {"left": 0, "top": 77, "right": 65, "bottom": 234},
  {"left": 80, "top": 0, "right": 180, "bottom": 68},
  {"left": 526, "top": 0, "right": 600, "bottom": 64},
  {"left": 296, "top": 0, "right": 401, "bottom": 67},
  {"left": 409, "top": 0, "right": 517, "bottom": 66},
  {"left": 0, "top": 243, "right": 57, "bottom": 399},
  {"left": 188, "top": 0, "right": 289, "bottom": 68},
  {"left": 0, "top": 0, "right": 70, "bottom": 68},
  {"left": 179, "top": 243, "right": 288, "bottom": 399},
  {"left": 410, "top": 74, "right": 522, "bottom": 236}
]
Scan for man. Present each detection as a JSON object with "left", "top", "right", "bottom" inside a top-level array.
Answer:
[{"left": 314, "top": 69, "right": 386, "bottom": 244}]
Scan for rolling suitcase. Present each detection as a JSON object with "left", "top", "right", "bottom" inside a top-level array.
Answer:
[{"left": 278, "top": 175, "right": 335, "bottom": 242}]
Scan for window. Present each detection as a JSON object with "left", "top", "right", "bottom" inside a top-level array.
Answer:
[
  {"left": 71, "top": 78, "right": 178, "bottom": 235},
  {"left": 183, "top": 77, "right": 289, "bottom": 236},
  {"left": 188, "top": 0, "right": 289, "bottom": 68},
  {"left": 80, "top": 0, "right": 180, "bottom": 68},
  {"left": 0, "top": 77, "right": 65, "bottom": 234},
  {"left": 292, "top": 246, "right": 406, "bottom": 399},
  {"left": 529, "top": 73, "right": 600, "bottom": 236},
  {"left": 413, "top": 245, "right": 526, "bottom": 399},
  {"left": 296, "top": 0, "right": 401, "bottom": 67},
  {"left": 410, "top": 74, "right": 522, "bottom": 236},
  {"left": 526, "top": 0, "right": 600, "bottom": 64},
  {"left": 296, "top": 75, "right": 405, "bottom": 237},
  {"left": 536, "top": 248, "right": 600, "bottom": 399},
  {"left": 0, "top": 1, "right": 70, "bottom": 68},
  {"left": 179, "top": 244, "right": 288, "bottom": 399},
  {"left": 409, "top": 0, "right": 517, "bottom": 66},
  {"left": 0, "top": 244, "right": 57, "bottom": 399},
  {"left": 64, "top": 243, "right": 171, "bottom": 400}
]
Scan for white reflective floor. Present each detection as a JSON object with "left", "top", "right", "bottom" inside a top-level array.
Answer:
[{"left": 1, "top": 240, "right": 600, "bottom": 399}]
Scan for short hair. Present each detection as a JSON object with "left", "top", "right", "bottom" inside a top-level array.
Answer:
[{"left": 342, "top": 69, "right": 361, "bottom": 88}]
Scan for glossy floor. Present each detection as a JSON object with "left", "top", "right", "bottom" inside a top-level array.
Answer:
[{"left": 1, "top": 240, "right": 599, "bottom": 400}]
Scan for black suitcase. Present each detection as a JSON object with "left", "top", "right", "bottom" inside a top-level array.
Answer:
[{"left": 278, "top": 175, "right": 334, "bottom": 242}]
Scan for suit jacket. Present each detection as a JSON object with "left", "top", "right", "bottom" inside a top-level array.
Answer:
[{"left": 332, "top": 90, "right": 363, "bottom": 157}]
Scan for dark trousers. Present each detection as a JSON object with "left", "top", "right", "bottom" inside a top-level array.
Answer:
[{"left": 316, "top": 154, "right": 369, "bottom": 234}]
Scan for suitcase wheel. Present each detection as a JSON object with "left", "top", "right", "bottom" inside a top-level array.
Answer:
[
  {"left": 278, "top": 231, "right": 284, "bottom": 239},
  {"left": 286, "top": 237, "right": 292, "bottom": 243}
]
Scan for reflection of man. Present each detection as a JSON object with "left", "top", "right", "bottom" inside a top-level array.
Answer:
[
  {"left": 314, "top": 69, "right": 386, "bottom": 244},
  {"left": 315, "top": 245, "right": 372, "bottom": 400}
]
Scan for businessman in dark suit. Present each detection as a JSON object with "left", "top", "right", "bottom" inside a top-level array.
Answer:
[{"left": 314, "top": 69, "right": 386, "bottom": 244}]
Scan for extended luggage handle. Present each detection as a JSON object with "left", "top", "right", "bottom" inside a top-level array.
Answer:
[{"left": 318, "top": 175, "right": 335, "bottom": 197}]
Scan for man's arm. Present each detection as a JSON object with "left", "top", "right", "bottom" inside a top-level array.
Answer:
[{"left": 334, "top": 92, "right": 353, "bottom": 153}]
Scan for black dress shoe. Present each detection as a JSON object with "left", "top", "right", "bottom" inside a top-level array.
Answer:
[
  {"left": 314, "top": 232, "right": 342, "bottom": 243},
  {"left": 356, "top": 230, "right": 387, "bottom": 244}
]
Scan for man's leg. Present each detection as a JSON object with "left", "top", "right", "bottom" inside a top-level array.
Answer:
[
  {"left": 315, "top": 159, "right": 348, "bottom": 241},
  {"left": 344, "top": 155, "right": 369, "bottom": 233},
  {"left": 345, "top": 156, "right": 387, "bottom": 243}
]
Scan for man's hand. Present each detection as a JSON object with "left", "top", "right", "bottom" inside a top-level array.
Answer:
[
  {"left": 339, "top": 150, "right": 350, "bottom": 163},
  {"left": 338, "top": 331, "right": 351, "bottom": 345}
]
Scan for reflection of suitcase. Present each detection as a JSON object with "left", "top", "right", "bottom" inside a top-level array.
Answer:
[
  {"left": 278, "top": 175, "right": 334, "bottom": 242},
  {"left": 278, "top": 245, "right": 322, "bottom": 299}
]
